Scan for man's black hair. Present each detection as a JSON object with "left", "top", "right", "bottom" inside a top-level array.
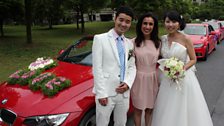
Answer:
[{"left": 115, "top": 6, "right": 134, "bottom": 20}]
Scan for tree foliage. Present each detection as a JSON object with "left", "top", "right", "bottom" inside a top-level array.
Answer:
[
  {"left": 32, "top": 0, "right": 64, "bottom": 29},
  {"left": 0, "top": 0, "right": 23, "bottom": 37},
  {"left": 205, "top": 0, "right": 224, "bottom": 19},
  {"left": 64, "top": 0, "right": 109, "bottom": 33}
]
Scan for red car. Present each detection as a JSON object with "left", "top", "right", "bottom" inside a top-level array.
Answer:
[
  {"left": 183, "top": 23, "right": 217, "bottom": 61},
  {"left": 203, "top": 21, "right": 224, "bottom": 44},
  {"left": 0, "top": 36, "right": 132, "bottom": 126}
]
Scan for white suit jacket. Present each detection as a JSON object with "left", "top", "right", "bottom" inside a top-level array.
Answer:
[{"left": 92, "top": 29, "right": 136, "bottom": 99}]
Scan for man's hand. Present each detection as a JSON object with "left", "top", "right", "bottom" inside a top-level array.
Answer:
[
  {"left": 98, "top": 98, "right": 108, "bottom": 106},
  {"left": 116, "top": 83, "right": 129, "bottom": 94}
]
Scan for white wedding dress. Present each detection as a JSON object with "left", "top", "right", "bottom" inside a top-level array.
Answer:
[{"left": 151, "top": 35, "right": 213, "bottom": 126}]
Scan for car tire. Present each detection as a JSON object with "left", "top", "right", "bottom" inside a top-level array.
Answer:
[
  {"left": 214, "top": 41, "right": 217, "bottom": 51},
  {"left": 202, "top": 46, "right": 209, "bottom": 61},
  {"left": 78, "top": 108, "right": 114, "bottom": 126},
  {"left": 79, "top": 109, "right": 96, "bottom": 126}
]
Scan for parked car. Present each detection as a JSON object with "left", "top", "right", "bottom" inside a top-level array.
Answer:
[
  {"left": 0, "top": 36, "right": 133, "bottom": 126},
  {"left": 183, "top": 23, "right": 217, "bottom": 61},
  {"left": 203, "top": 21, "right": 224, "bottom": 44},
  {"left": 218, "top": 20, "right": 224, "bottom": 26}
]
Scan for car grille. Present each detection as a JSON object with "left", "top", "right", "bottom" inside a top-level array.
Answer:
[{"left": 0, "top": 109, "right": 17, "bottom": 124}]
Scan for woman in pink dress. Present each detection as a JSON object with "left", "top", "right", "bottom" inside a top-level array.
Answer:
[{"left": 131, "top": 12, "right": 161, "bottom": 126}]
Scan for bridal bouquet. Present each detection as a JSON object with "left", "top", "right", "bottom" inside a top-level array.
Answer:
[{"left": 158, "top": 57, "right": 185, "bottom": 90}]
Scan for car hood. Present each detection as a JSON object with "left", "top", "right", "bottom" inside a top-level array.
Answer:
[
  {"left": 0, "top": 61, "right": 93, "bottom": 117},
  {"left": 187, "top": 35, "right": 205, "bottom": 44}
]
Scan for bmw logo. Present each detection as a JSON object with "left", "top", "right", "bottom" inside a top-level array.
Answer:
[{"left": 1, "top": 99, "right": 8, "bottom": 105}]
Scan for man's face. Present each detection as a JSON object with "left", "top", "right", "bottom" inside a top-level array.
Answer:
[{"left": 114, "top": 13, "right": 132, "bottom": 35}]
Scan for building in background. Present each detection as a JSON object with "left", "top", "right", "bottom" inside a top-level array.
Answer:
[{"left": 192, "top": 0, "right": 207, "bottom": 5}]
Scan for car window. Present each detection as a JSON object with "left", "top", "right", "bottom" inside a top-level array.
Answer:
[
  {"left": 68, "top": 40, "right": 92, "bottom": 58},
  {"left": 220, "top": 21, "right": 224, "bottom": 26},
  {"left": 208, "top": 25, "right": 214, "bottom": 33},
  {"left": 183, "top": 25, "right": 206, "bottom": 35},
  {"left": 58, "top": 38, "right": 93, "bottom": 66},
  {"left": 209, "top": 23, "right": 219, "bottom": 30},
  {"left": 219, "top": 23, "right": 222, "bottom": 27}
]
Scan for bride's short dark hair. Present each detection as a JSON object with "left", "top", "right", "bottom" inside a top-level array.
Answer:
[{"left": 164, "top": 10, "right": 186, "bottom": 30}]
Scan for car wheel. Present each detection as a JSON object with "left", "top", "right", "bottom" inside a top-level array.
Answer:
[
  {"left": 79, "top": 109, "right": 96, "bottom": 126},
  {"left": 78, "top": 108, "right": 114, "bottom": 126},
  {"left": 202, "top": 46, "right": 209, "bottom": 61},
  {"left": 214, "top": 41, "right": 217, "bottom": 51}
]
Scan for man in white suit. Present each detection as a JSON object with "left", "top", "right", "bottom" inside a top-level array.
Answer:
[{"left": 92, "top": 6, "right": 136, "bottom": 126}]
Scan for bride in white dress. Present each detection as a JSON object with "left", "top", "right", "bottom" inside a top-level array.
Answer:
[{"left": 151, "top": 11, "right": 213, "bottom": 126}]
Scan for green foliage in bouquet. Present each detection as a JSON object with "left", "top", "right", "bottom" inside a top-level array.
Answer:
[
  {"left": 29, "top": 73, "right": 55, "bottom": 91},
  {"left": 41, "top": 77, "right": 71, "bottom": 97},
  {"left": 6, "top": 57, "right": 71, "bottom": 97},
  {"left": 7, "top": 70, "right": 26, "bottom": 84},
  {"left": 17, "top": 70, "right": 42, "bottom": 86}
]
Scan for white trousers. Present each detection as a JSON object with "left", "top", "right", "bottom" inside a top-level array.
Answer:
[{"left": 95, "top": 94, "right": 130, "bottom": 126}]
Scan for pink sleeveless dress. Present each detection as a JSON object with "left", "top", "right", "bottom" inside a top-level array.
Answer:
[{"left": 131, "top": 40, "right": 160, "bottom": 109}]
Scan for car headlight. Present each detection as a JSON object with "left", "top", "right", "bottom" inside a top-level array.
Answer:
[
  {"left": 194, "top": 43, "right": 204, "bottom": 48},
  {"left": 23, "top": 113, "right": 69, "bottom": 126}
]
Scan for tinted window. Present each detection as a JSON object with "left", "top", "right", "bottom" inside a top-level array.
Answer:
[
  {"left": 58, "top": 38, "right": 93, "bottom": 66},
  {"left": 183, "top": 25, "right": 206, "bottom": 35}
]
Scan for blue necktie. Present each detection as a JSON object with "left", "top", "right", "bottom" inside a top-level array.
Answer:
[{"left": 117, "top": 36, "right": 125, "bottom": 81}]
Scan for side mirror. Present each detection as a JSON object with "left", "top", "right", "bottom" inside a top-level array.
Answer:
[
  {"left": 210, "top": 31, "right": 216, "bottom": 35},
  {"left": 58, "top": 49, "right": 65, "bottom": 55}
]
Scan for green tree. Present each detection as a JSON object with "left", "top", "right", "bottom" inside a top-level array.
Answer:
[
  {"left": 110, "top": 0, "right": 192, "bottom": 20},
  {"left": 157, "top": 0, "right": 192, "bottom": 19},
  {"left": 64, "top": 0, "right": 109, "bottom": 33},
  {"left": 0, "top": 0, "right": 23, "bottom": 37},
  {"left": 33, "top": 0, "right": 64, "bottom": 29},
  {"left": 129, "top": 0, "right": 160, "bottom": 17},
  {"left": 205, "top": 0, "right": 224, "bottom": 19}
]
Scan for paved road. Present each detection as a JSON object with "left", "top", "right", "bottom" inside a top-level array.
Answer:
[
  {"left": 127, "top": 41, "right": 224, "bottom": 126},
  {"left": 198, "top": 41, "right": 224, "bottom": 126}
]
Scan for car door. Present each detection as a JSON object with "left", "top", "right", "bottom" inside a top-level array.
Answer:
[
  {"left": 219, "top": 23, "right": 224, "bottom": 40},
  {"left": 208, "top": 25, "right": 216, "bottom": 51}
]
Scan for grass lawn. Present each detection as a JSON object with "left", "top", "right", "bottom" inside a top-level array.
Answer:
[{"left": 0, "top": 21, "right": 166, "bottom": 82}]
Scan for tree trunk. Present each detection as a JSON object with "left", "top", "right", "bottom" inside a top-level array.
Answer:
[
  {"left": 89, "top": 11, "right": 93, "bottom": 22},
  {"left": 48, "top": 18, "right": 53, "bottom": 29},
  {"left": 0, "top": 19, "right": 4, "bottom": 37},
  {"left": 76, "top": 9, "right": 79, "bottom": 29},
  {"left": 25, "top": 0, "right": 32, "bottom": 44},
  {"left": 80, "top": 9, "right": 85, "bottom": 33}
]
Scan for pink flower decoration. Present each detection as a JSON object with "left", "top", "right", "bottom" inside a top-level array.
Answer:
[
  {"left": 54, "top": 81, "right": 61, "bottom": 85},
  {"left": 45, "top": 83, "right": 53, "bottom": 90},
  {"left": 59, "top": 77, "right": 66, "bottom": 82}
]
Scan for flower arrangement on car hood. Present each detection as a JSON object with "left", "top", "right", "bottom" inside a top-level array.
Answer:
[
  {"left": 7, "top": 57, "right": 71, "bottom": 97},
  {"left": 28, "top": 57, "right": 57, "bottom": 71}
]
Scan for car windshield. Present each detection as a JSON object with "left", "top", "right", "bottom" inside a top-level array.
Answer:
[
  {"left": 57, "top": 37, "right": 93, "bottom": 66},
  {"left": 183, "top": 25, "right": 206, "bottom": 35},
  {"left": 219, "top": 21, "right": 224, "bottom": 26},
  {"left": 208, "top": 22, "right": 219, "bottom": 30}
]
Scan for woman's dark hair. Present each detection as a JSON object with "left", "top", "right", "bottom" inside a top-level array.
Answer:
[
  {"left": 164, "top": 10, "right": 186, "bottom": 30},
  {"left": 135, "top": 12, "right": 160, "bottom": 49}
]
